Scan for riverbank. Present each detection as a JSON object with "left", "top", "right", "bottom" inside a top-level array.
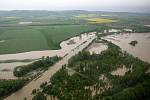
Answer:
[
  {"left": 4, "top": 32, "right": 96, "bottom": 100},
  {"left": 0, "top": 32, "right": 96, "bottom": 80}
]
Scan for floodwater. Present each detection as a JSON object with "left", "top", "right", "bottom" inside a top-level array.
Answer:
[
  {"left": 5, "top": 33, "right": 96, "bottom": 100},
  {"left": 104, "top": 28, "right": 132, "bottom": 33},
  {"left": 0, "top": 62, "right": 33, "bottom": 79},
  {"left": 108, "top": 29, "right": 121, "bottom": 33},
  {"left": 103, "top": 33, "right": 150, "bottom": 63},
  {"left": 0, "top": 33, "right": 95, "bottom": 61},
  {"left": 86, "top": 42, "right": 108, "bottom": 54},
  {"left": 111, "top": 65, "right": 129, "bottom": 76},
  {"left": 0, "top": 32, "right": 96, "bottom": 80}
]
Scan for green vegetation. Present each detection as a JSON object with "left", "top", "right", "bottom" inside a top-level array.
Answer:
[
  {"left": 0, "top": 25, "right": 97, "bottom": 54},
  {"left": 0, "top": 79, "right": 28, "bottom": 99},
  {"left": 76, "top": 15, "right": 117, "bottom": 23},
  {"left": 36, "top": 25, "right": 97, "bottom": 49},
  {"left": 32, "top": 92, "right": 46, "bottom": 100},
  {"left": 0, "top": 59, "right": 36, "bottom": 64},
  {"left": 111, "top": 79, "right": 150, "bottom": 100},
  {"left": 0, "top": 11, "right": 150, "bottom": 100},
  {"left": 13, "top": 56, "right": 61, "bottom": 77},
  {"left": 0, "top": 11, "right": 150, "bottom": 54},
  {"left": 32, "top": 39, "right": 150, "bottom": 100}
]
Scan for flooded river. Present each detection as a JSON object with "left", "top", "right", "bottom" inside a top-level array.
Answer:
[
  {"left": 103, "top": 33, "right": 150, "bottom": 63},
  {"left": 0, "top": 32, "right": 95, "bottom": 79},
  {"left": 4, "top": 33, "right": 96, "bottom": 100},
  {"left": 0, "top": 62, "right": 33, "bottom": 79}
]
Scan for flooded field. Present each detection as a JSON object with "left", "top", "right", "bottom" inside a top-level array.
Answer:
[
  {"left": 0, "top": 62, "right": 33, "bottom": 79},
  {"left": 0, "top": 32, "right": 96, "bottom": 79},
  {"left": 86, "top": 42, "right": 108, "bottom": 54},
  {"left": 103, "top": 33, "right": 150, "bottom": 63},
  {"left": 5, "top": 33, "right": 96, "bottom": 100},
  {"left": 0, "top": 32, "right": 95, "bottom": 61}
]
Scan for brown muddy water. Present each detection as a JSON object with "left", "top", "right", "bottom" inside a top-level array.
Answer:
[
  {"left": 103, "top": 33, "right": 150, "bottom": 63},
  {"left": 0, "top": 33, "right": 95, "bottom": 61},
  {"left": 111, "top": 65, "right": 129, "bottom": 76},
  {"left": 5, "top": 33, "right": 96, "bottom": 100},
  {"left": 86, "top": 42, "right": 108, "bottom": 54},
  {"left": 0, "top": 32, "right": 96, "bottom": 79},
  {"left": 0, "top": 62, "right": 33, "bottom": 79}
]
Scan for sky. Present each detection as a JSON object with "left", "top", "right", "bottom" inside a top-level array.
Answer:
[{"left": 0, "top": 0, "right": 150, "bottom": 13}]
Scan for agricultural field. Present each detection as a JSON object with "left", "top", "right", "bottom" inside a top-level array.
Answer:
[
  {"left": 85, "top": 18, "right": 117, "bottom": 24},
  {"left": 0, "top": 11, "right": 150, "bottom": 100},
  {"left": 76, "top": 15, "right": 117, "bottom": 23},
  {"left": 0, "top": 24, "right": 97, "bottom": 54},
  {"left": 0, "top": 11, "right": 150, "bottom": 54}
]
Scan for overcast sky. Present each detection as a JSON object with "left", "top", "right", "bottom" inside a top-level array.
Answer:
[{"left": 0, "top": 0, "right": 150, "bottom": 13}]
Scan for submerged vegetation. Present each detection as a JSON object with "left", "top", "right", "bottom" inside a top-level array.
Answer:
[
  {"left": 13, "top": 56, "right": 61, "bottom": 77},
  {"left": 129, "top": 40, "right": 138, "bottom": 46},
  {"left": 32, "top": 39, "right": 150, "bottom": 100}
]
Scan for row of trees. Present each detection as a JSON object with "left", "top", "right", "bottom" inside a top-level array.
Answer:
[{"left": 13, "top": 56, "right": 61, "bottom": 77}]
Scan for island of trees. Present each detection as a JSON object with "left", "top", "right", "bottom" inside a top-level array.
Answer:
[
  {"left": 13, "top": 56, "right": 61, "bottom": 77},
  {"left": 129, "top": 40, "right": 138, "bottom": 46}
]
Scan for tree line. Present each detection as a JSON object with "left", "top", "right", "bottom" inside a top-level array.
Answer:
[{"left": 13, "top": 56, "right": 61, "bottom": 77}]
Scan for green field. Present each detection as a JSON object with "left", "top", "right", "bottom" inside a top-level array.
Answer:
[
  {"left": 0, "top": 25, "right": 97, "bottom": 54},
  {"left": 0, "top": 10, "right": 150, "bottom": 54},
  {"left": 0, "top": 11, "right": 101, "bottom": 54}
]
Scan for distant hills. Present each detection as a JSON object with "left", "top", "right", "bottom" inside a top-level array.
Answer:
[{"left": 0, "top": 10, "right": 150, "bottom": 17}]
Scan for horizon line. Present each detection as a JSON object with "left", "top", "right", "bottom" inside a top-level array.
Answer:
[{"left": 0, "top": 9, "right": 150, "bottom": 14}]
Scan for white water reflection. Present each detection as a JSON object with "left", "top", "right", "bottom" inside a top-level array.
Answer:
[
  {"left": 18, "top": 22, "right": 33, "bottom": 24},
  {"left": 145, "top": 25, "right": 150, "bottom": 27}
]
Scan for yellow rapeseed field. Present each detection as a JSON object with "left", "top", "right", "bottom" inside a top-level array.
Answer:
[
  {"left": 85, "top": 18, "right": 117, "bottom": 23},
  {"left": 76, "top": 15, "right": 117, "bottom": 23}
]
